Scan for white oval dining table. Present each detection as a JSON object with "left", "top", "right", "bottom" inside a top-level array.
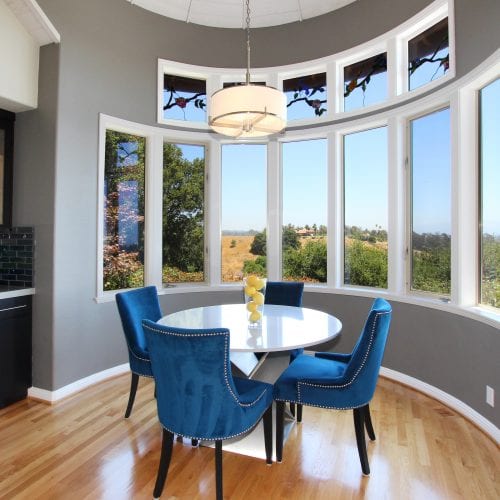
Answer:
[{"left": 158, "top": 303, "right": 342, "bottom": 376}]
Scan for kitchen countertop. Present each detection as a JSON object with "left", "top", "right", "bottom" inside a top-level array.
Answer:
[{"left": 0, "top": 286, "right": 35, "bottom": 299}]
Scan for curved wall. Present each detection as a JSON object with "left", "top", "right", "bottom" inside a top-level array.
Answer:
[{"left": 12, "top": 0, "right": 500, "bottom": 432}]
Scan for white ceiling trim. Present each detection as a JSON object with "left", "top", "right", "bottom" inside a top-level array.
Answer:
[
  {"left": 127, "top": 0, "right": 357, "bottom": 29},
  {"left": 5, "top": 0, "right": 60, "bottom": 45}
]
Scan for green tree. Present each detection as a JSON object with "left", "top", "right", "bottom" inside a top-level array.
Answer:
[
  {"left": 243, "top": 256, "right": 266, "bottom": 275},
  {"left": 162, "top": 143, "right": 204, "bottom": 278},
  {"left": 250, "top": 229, "right": 267, "bottom": 256},
  {"left": 103, "top": 130, "right": 146, "bottom": 291},
  {"left": 283, "top": 239, "right": 327, "bottom": 282},
  {"left": 250, "top": 226, "right": 300, "bottom": 257},
  {"left": 481, "top": 234, "right": 500, "bottom": 307},
  {"left": 283, "top": 225, "right": 300, "bottom": 252},
  {"left": 345, "top": 240, "right": 388, "bottom": 288}
]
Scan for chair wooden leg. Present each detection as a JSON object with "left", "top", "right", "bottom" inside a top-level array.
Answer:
[
  {"left": 262, "top": 404, "right": 273, "bottom": 465},
  {"left": 289, "top": 402, "right": 295, "bottom": 417},
  {"left": 276, "top": 401, "right": 285, "bottom": 463},
  {"left": 153, "top": 429, "right": 174, "bottom": 499},
  {"left": 364, "top": 404, "right": 376, "bottom": 441},
  {"left": 353, "top": 407, "right": 370, "bottom": 475},
  {"left": 215, "top": 440, "right": 223, "bottom": 500},
  {"left": 125, "top": 373, "right": 139, "bottom": 418},
  {"left": 191, "top": 439, "right": 199, "bottom": 447},
  {"left": 297, "top": 404, "right": 303, "bottom": 423}
]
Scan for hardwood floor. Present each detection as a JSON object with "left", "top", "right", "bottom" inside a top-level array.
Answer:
[{"left": 0, "top": 374, "right": 498, "bottom": 499}]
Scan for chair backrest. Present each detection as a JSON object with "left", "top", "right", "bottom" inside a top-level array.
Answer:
[
  {"left": 265, "top": 281, "right": 304, "bottom": 307},
  {"left": 116, "top": 286, "right": 162, "bottom": 359},
  {"left": 142, "top": 320, "right": 251, "bottom": 440},
  {"left": 344, "top": 298, "right": 392, "bottom": 404}
]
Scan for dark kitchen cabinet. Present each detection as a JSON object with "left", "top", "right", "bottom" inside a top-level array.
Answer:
[
  {"left": 0, "top": 108, "right": 14, "bottom": 228},
  {"left": 0, "top": 295, "right": 32, "bottom": 408}
]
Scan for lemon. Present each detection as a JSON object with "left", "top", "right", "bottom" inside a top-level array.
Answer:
[
  {"left": 246, "top": 301, "right": 257, "bottom": 312},
  {"left": 254, "top": 278, "right": 265, "bottom": 291},
  {"left": 246, "top": 275, "right": 259, "bottom": 287},
  {"left": 253, "top": 291, "right": 264, "bottom": 305},
  {"left": 244, "top": 285, "right": 256, "bottom": 296},
  {"left": 249, "top": 310, "right": 261, "bottom": 322}
]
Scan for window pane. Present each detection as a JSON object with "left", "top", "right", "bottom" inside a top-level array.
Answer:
[
  {"left": 344, "top": 53, "right": 387, "bottom": 112},
  {"left": 408, "top": 18, "right": 449, "bottom": 91},
  {"left": 163, "top": 74, "right": 207, "bottom": 122},
  {"left": 344, "top": 127, "right": 388, "bottom": 288},
  {"left": 479, "top": 78, "right": 500, "bottom": 308},
  {"left": 410, "top": 108, "right": 451, "bottom": 295},
  {"left": 284, "top": 72, "right": 327, "bottom": 120},
  {"left": 163, "top": 143, "right": 205, "bottom": 285},
  {"left": 221, "top": 144, "right": 267, "bottom": 282},
  {"left": 282, "top": 139, "right": 327, "bottom": 283},
  {"left": 103, "top": 130, "right": 145, "bottom": 291}
]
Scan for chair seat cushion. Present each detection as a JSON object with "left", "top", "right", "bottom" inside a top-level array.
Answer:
[{"left": 274, "top": 354, "right": 347, "bottom": 403}]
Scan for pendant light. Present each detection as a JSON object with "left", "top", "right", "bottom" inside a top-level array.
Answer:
[{"left": 209, "top": 0, "right": 286, "bottom": 138}]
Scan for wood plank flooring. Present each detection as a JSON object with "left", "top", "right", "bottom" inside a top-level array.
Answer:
[{"left": 0, "top": 374, "right": 498, "bottom": 499}]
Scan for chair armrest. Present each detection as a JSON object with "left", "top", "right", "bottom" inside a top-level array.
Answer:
[{"left": 234, "top": 377, "right": 273, "bottom": 406}]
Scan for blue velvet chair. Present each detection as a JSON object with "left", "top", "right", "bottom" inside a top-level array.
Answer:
[
  {"left": 115, "top": 286, "right": 162, "bottom": 418},
  {"left": 273, "top": 298, "right": 392, "bottom": 475},
  {"left": 264, "top": 281, "right": 304, "bottom": 362},
  {"left": 142, "top": 320, "right": 274, "bottom": 500}
]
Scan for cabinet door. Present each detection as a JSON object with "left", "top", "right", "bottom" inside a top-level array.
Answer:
[
  {"left": 0, "top": 296, "right": 32, "bottom": 408},
  {"left": 0, "top": 108, "right": 14, "bottom": 228}
]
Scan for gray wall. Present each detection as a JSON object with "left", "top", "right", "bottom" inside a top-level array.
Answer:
[{"left": 11, "top": 0, "right": 500, "bottom": 429}]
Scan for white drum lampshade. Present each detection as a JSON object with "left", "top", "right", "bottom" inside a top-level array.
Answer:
[{"left": 209, "top": 84, "right": 286, "bottom": 138}]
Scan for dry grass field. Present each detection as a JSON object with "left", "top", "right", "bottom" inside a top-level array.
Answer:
[
  {"left": 221, "top": 235, "right": 256, "bottom": 282},
  {"left": 221, "top": 234, "right": 388, "bottom": 283}
]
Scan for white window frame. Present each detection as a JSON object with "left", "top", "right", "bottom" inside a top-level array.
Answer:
[
  {"left": 278, "top": 135, "right": 329, "bottom": 283},
  {"left": 98, "top": 3, "right": 499, "bottom": 328},
  {"left": 405, "top": 103, "right": 452, "bottom": 300},
  {"left": 337, "top": 118, "right": 390, "bottom": 291},
  {"left": 397, "top": 0, "right": 455, "bottom": 96},
  {"left": 336, "top": 42, "right": 389, "bottom": 114}
]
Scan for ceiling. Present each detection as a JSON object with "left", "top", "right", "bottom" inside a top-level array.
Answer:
[{"left": 126, "top": 0, "right": 358, "bottom": 28}]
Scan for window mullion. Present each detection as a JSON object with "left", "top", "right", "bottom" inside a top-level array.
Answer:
[
  {"left": 330, "top": 129, "right": 342, "bottom": 288},
  {"left": 208, "top": 139, "right": 221, "bottom": 285},
  {"left": 267, "top": 140, "right": 280, "bottom": 280},
  {"left": 144, "top": 133, "right": 164, "bottom": 288},
  {"left": 387, "top": 116, "right": 406, "bottom": 294},
  {"left": 452, "top": 89, "right": 478, "bottom": 306}
]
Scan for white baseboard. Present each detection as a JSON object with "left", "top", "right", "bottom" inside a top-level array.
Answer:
[
  {"left": 380, "top": 366, "right": 499, "bottom": 444},
  {"left": 28, "top": 363, "right": 130, "bottom": 403},
  {"left": 26, "top": 361, "right": 498, "bottom": 445}
]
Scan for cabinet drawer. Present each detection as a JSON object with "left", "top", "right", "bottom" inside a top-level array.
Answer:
[
  {"left": 0, "top": 295, "right": 32, "bottom": 408},
  {"left": 0, "top": 296, "right": 31, "bottom": 319}
]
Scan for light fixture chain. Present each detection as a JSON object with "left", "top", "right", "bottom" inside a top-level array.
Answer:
[{"left": 246, "top": 0, "right": 251, "bottom": 84}]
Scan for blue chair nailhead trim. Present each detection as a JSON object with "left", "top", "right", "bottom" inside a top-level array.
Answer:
[
  {"left": 290, "top": 310, "right": 390, "bottom": 405},
  {"left": 144, "top": 324, "right": 269, "bottom": 408}
]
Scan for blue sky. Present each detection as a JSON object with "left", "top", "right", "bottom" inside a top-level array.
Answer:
[
  {"left": 411, "top": 107, "right": 451, "bottom": 234},
  {"left": 172, "top": 71, "right": 499, "bottom": 237},
  {"left": 282, "top": 140, "right": 327, "bottom": 228},
  {"left": 481, "top": 77, "right": 500, "bottom": 235},
  {"left": 344, "top": 127, "right": 388, "bottom": 231},
  {"left": 222, "top": 144, "right": 267, "bottom": 232}
]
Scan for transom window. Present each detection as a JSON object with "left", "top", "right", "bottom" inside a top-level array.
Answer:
[{"left": 344, "top": 53, "right": 387, "bottom": 112}]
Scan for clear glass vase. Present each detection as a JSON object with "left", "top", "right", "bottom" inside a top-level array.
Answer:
[{"left": 243, "top": 276, "right": 266, "bottom": 327}]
